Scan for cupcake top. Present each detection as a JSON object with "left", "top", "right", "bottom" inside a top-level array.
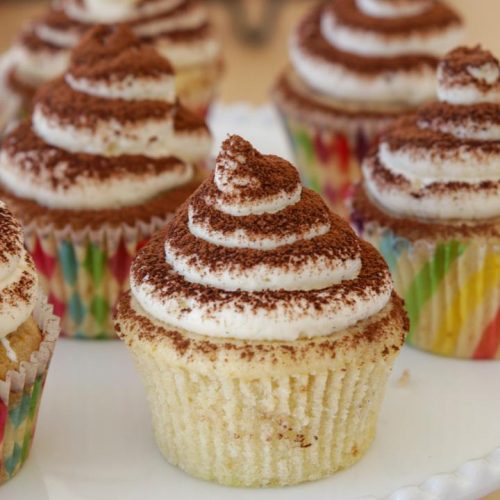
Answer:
[
  {"left": 362, "top": 45, "right": 500, "bottom": 222},
  {"left": 130, "top": 135, "right": 393, "bottom": 341},
  {"left": 0, "top": 202, "right": 38, "bottom": 341},
  {"left": 0, "top": 25, "right": 211, "bottom": 211},
  {"left": 6, "top": 0, "right": 219, "bottom": 93},
  {"left": 290, "top": 0, "right": 463, "bottom": 105}
]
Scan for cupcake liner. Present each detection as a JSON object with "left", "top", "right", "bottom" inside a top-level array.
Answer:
[
  {"left": 117, "top": 291, "right": 405, "bottom": 487},
  {"left": 277, "top": 112, "right": 376, "bottom": 218},
  {"left": 0, "top": 289, "right": 60, "bottom": 484},
  {"left": 128, "top": 341, "right": 394, "bottom": 487},
  {"left": 24, "top": 216, "right": 170, "bottom": 340},
  {"left": 362, "top": 223, "right": 500, "bottom": 359}
]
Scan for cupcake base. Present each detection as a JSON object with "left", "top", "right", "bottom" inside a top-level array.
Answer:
[
  {"left": 352, "top": 187, "right": 500, "bottom": 359},
  {"left": 116, "top": 291, "right": 407, "bottom": 487},
  {"left": 0, "top": 291, "right": 60, "bottom": 484}
]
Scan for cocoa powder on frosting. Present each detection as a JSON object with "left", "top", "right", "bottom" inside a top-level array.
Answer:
[
  {"left": 297, "top": 8, "right": 440, "bottom": 75},
  {"left": 383, "top": 114, "right": 500, "bottom": 156},
  {"left": 0, "top": 177, "right": 203, "bottom": 230},
  {"left": 439, "top": 45, "right": 500, "bottom": 91},
  {"left": 0, "top": 206, "right": 21, "bottom": 265},
  {"left": 3, "top": 121, "right": 189, "bottom": 189},
  {"left": 351, "top": 184, "right": 500, "bottom": 240},
  {"left": 116, "top": 289, "right": 407, "bottom": 360},
  {"left": 327, "top": 0, "right": 461, "bottom": 35},
  {"left": 68, "top": 25, "right": 174, "bottom": 82},
  {"left": 167, "top": 202, "right": 359, "bottom": 274},
  {"left": 18, "top": 27, "right": 66, "bottom": 53},
  {"left": 274, "top": 69, "right": 414, "bottom": 118},
  {"left": 419, "top": 101, "right": 500, "bottom": 127},
  {"left": 191, "top": 185, "right": 330, "bottom": 238},
  {"left": 214, "top": 135, "right": 301, "bottom": 204},
  {"left": 132, "top": 229, "right": 388, "bottom": 313},
  {"left": 35, "top": 77, "right": 208, "bottom": 131}
]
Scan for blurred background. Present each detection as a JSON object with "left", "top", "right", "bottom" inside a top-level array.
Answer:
[
  {"left": 0, "top": 0, "right": 499, "bottom": 498},
  {"left": 1, "top": 0, "right": 500, "bottom": 105}
]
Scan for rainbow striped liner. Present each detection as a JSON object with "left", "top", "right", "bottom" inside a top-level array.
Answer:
[
  {"left": 0, "top": 291, "right": 60, "bottom": 484},
  {"left": 360, "top": 223, "right": 500, "bottom": 359},
  {"left": 23, "top": 217, "right": 170, "bottom": 340},
  {"left": 278, "top": 114, "right": 371, "bottom": 218}
]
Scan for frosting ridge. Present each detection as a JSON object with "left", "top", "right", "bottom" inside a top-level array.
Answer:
[
  {"left": 0, "top": 25, "right": 211, "bottom": 210},
  {"left": 131, "top": 135, "right": 393, "bottom": 340},
  {"left": 0, "top": 202, "right": 38, "bottom": 339},
  {"left": 363, "top": 45, "right": 500, "bottom": 221},
  {"left": 290, "top": 0, "right": 463, "bottom": 104}
]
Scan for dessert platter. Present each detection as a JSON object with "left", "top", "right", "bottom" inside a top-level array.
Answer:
[
  {"left": 0, "top": 0, "right": 499, "bottom": 499},
  {"left": 0, "top": 103, "right": 498, "bottom": 500}
]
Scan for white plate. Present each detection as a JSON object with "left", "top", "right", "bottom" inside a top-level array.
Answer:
[
  {"left": 3, "top": 104, "right": 500, "bottom": 500},
  {"left": 2, "top": 340, "right": 500, "bottom": 500}
]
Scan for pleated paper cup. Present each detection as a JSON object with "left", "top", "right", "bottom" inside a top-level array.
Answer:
[
  {"left": 361, "top": 222, "right": 500, "bottom": 359},
  {"left": 0, "top": 290, "right": 60, "bottom": 484},
  {"left": 115, "top": 291, "right": 407, "bottom": 487},
  {"left": 23, "top": 216, "right": 171, "bottom": 340}
]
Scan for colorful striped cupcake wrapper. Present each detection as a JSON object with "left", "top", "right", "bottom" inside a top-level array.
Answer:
[
  {"left": 277, "top": 113, "right": 375, "bottom": 218},
  {"left": 0, "top": 291, "right": 60, "bottom": 484},
  {"left": 24, "top": 216, "right": 171, "bottom": 340},
  {"left": 363, "top": 224, "right": 500, "bottom": 359}
]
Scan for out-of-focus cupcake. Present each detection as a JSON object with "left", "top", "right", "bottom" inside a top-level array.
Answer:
[
  {"left": 0, "top": 25, "right": 212, "bottom": 339},
  {"left": 0, "top": 0, "right": 221, "bottom": 131},
  {"left": 0, "top": 202, "right": 59, "bottom": 484},
  {"left": 273, "top": 0, "right": 463, "bottom": 216},
  {"left": 352, "top": 46, "right": 500, "bottom": 359},
  {"left": 115, "top": 135, "right": 408, "bottom": 486}
]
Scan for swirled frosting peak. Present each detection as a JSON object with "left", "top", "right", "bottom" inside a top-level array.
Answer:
[
  {"left": 0, "top": 25, "right": 211, "bottom": 211},
  {"left": 363, "top": 46, "right": 500, "bottom": 221},
  {"left": 290, "top": 0, "right": 463, "bottom": 104},
  {"left": 0, "top": 202, "right": 38, "bottom": 339},
  {"left": 131, "top": 135, "right": 393, "bottom": 340},
  {"left": 5, "top": 0, "right": 220, "bottom": 96},
  {"left": 437, "top": 46, "right": 500, "bottom": 105}
]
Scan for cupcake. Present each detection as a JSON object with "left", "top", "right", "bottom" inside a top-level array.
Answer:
[
  {"left": 352, "top": 46, "right": 500, "bottom": 359},
  {"left": 0, "top": 25, "right": 212, "bottom": 339},
  {"left": 115, "top": 135, "right": 408, "bottom": 486},
  {"left": 0, "top": 0, "right": 221, "bottom": 129},
  {"left": 0, "top": 202, "right": 59, "bottom": 484},
  {"left": 273, "top": 0, "right": 463, "bottom": 216}
]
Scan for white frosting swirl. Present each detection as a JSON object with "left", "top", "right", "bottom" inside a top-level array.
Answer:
[
  {"left": 64, "top": 73, "right": 176, "bottom": 102},
  {"left": 321, "top": 8, "right": 462, "bottom": 58},
  {"left": 4, "top": 0, "right": 220, "bottom": 106},
  {"left": 0, "top": 202, "right": 38, "bottom": 339},
  {"left": 62, "top": 0, "right": 184, "bottom": 23},
  {"left": 356, "top": 0, "right": 433, "bottom": 18},
  {"left": 9, "top": 42, "right": 69, "bottom": 88},
  {"left": 290, "top": 0, "right": 463, "bottom": 104},
  {"left": 363, "top": 46, "right": 500, "bottom": 221},
  {"left": 131, "top": 135, "right": 393, "bottom": 340},
  {"left": 1, "top": 25, "right": 211, "bottom": 210}
]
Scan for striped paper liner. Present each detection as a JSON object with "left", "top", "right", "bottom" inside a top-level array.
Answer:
[
  {"left": 277, "top": 113, "right": 369, "bottom": 218},
  {"left": 362, "top": 223, "right": 500, "bottom": 359},
  {"left": 0, "top": 290, "right": 60, "bottom": 484},
  {"left": 23, "top": 216, "right": 171, "bottom": 340}
]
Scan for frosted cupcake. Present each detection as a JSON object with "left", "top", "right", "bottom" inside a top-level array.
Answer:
[
  {"left": 352, "top": 46, "right": 500, "bottom": 359},
  {"left": 273, "top": 0, "right": 463, "bottom": 216},
  {"left": 0, "top": 25, "right": 212, "bottom": 339},
  {"left": 0, "top": 202, "right": 59, "bottom": 484},
  {"left": 115, "top": 135, "right": 408, "bottom": 486},
  {"left": 0, "top": 0, "right": 221, "bottom": 129}
]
